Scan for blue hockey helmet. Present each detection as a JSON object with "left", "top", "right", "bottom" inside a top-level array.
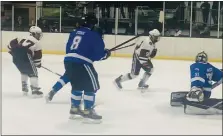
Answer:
[
  {"left": 81, "top": 13, "right": 97, "bottom": 29},
  {"left": 195, "top": 51, "right": 208, "bottom": 63}
]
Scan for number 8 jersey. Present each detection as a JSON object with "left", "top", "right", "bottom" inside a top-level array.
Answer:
[{"left": 64, "top": 27, "right": 106, "bottom": 65}]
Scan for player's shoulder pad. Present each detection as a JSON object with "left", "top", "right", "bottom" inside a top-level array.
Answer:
[
  {"left": 145, "top": 37, "right": 153, "bottom": 45},
  {"left": 190, "top": 63, "right": 201, "bottom": 71}
]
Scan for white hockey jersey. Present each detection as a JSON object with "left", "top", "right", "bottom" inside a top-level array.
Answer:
[
  {"left": 134, "top": 36, "right": 156, "bottom": 64},
  {"left": 8, "top": 35, "right": 42, "bottom": 66}
]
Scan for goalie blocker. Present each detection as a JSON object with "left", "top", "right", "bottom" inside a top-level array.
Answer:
[{"left": 170, "top": 91, "right": 222, "bottom": 115}]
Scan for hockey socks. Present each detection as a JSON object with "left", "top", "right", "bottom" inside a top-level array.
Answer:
[
  {"left": 138, "top": 72, "right": 151, "bottom": 87},
  {"left": 83, "top": 92, "right": 95, "bottom": 109},
  {"left": 71, "top": 91, "right": 82, "bottom": 107},
  {"left": 52, "top": 75, "right": 69, "bottom": 92}
]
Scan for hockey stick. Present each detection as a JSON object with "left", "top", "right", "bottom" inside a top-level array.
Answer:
[
  {"left": 41, "top": 66, "right": 62, "bottom": 77},
  {"left": 112, "top": 43, "right": 135, "bottom": 51},
  {"left": 109, "top": 34, "right": 142, "bottom": 52},
  {"left": 212, "top": 79, "right": 222, "bottom": 89}
]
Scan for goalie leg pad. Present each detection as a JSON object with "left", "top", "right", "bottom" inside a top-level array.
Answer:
[{"left": 184, "top": 98, "right": 223, "bottom": 115}]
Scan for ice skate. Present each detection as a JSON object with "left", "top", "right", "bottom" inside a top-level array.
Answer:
[
  {"left": 69, "top": 106, "right": 84, "bottom": 120},
  {"left": 82, "top": 108, "right": 102, "bottom": 124},
  {"left": 138, "top": 81, "right": 149, "bottom": 93},
  {"left": 45, "top": 90, "right": 56, "bottom": 102},
  {"left": 22, "top": 82, "right": 29, "bottom": 96},
  {"left": 31, "top": 86, "right": 43, "bottom": 98},
  {"left": 114, "top": 75, "right": 123, "bottom": 90}
]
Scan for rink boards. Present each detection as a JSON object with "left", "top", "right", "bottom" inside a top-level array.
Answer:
[{"left": 1, "top": 31, "right": 222, "bottom": 62}]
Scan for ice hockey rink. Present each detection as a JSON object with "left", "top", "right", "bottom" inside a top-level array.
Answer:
[{"left": 2, "top": 52, "right": 222, "bottom": 135}]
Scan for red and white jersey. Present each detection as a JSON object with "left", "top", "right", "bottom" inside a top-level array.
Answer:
[
  {"left": 8, "top": 35, "right": 42, "bottom": 66},
  {"left": 134, "top": 36, "right": 156, "bottom": 64}
]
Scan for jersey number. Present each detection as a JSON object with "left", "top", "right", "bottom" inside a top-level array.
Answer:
[
  {"left": 139, "top": 49, "right": 150, "bottom": 58},
  {"left": 19, "top": 39, "right": 35, "bottom": 48},
  {"left": 70, "top": 36, "right": 82, "bottom": 50}
]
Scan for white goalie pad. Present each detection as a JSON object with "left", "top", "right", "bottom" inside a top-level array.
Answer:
[
  {"left": 184, "top": 104, "right": 222, "bottom": 115},
  {"left": 184, "top": 100, "right": 222, "bottom": 115}
]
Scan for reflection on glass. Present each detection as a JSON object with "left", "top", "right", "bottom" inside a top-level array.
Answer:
[
  {"left": 117, "top": 6, "right": 135, "bottom": 35},
  {"left": 1, "top": 4, "right": 12, "bottom": 31},
  {"left": 37, "top": 7, "right": 60, "bottom": 32},
  {"left": 190, "top": 1, "right": 220, "bottom": 38},
  {"left": 61, "top": 6, "right": 84, "bottom": 33},
  {"left": 164, "top": 2, "right": 190, "bottom": 37},
  {"left": 1, "top": 1, "right": 222, "bottom": 39},
  {"left": 137, "top": 5, "right": 163, "bottom": 35},
  {"left": 219, "top": 2, "right": 223, "bottom": 39},
  {"left": 98, "top": 4, "right": 115, "bottom": 35},
  {"left": 13, "top": 5, "right": 36, "bottom": 31}
]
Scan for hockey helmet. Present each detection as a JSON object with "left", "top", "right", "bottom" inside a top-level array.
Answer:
[
  {"left": 29, "top": 26, "right": 43, "bottom": 40},
  {"left": 93, "top": 26, "right": 104, "bottom": 39},
  {"left": 195, "top": 51, "right": 208, "bottom": 63},
  {"left": 149, "top": 29, "right": 161, "bottom": 43},
  {"left": 81, "top": 13, "right": 97, "bottom": 29}
]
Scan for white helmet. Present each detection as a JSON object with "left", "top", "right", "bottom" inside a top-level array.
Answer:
[
  {"left": 149, "top": 29, "right": 161, "bottom": 43},
  {"left": 29, "top": 26, "right": 43, "bottom": 40}
]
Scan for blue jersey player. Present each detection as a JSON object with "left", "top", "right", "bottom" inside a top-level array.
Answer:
[
  {"left": 45, "top": 73, "right": 69, "bottom": 102},
  {"left": 186, "top": 51, "right": 222, "bottom": 102},
  {"left": 45, "top": 26, "right": 104, "bottom": 103},
  {"left": 63, "top": 13, "right": 110, "bottom": 123}
]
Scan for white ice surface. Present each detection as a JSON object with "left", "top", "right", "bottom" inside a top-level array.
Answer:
[{"left": 2, "top": 53, "right": 222, "bottom": 135}]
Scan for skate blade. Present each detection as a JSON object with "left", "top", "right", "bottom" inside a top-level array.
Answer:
[
  {"left": 113, "top": 81, "right": 122, "bottom": 91},
  {"left": 45, "top": 96, "right": 51, "bottom": 103},
  {"left": 137, "top": 87, "right": 148, "bottom": 93},
  {"left": 32, "top": 94, "right": 43, "bottom": 98},
  {"left": 23, "top": 92, "right": 28, "bottom": 96},
  {"left": 82, "top": 118, "right": 102, "bottom": 124},
  {"left": 69, "top": 114, "right": 83, "bottom": 120}
]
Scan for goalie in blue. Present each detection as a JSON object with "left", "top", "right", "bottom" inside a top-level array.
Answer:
[
  {"left": 170, "top": 51, "right": 222, "bottom": 115},
  {"left": 186, "top": 51, "right": 222, "bottom": 102}
]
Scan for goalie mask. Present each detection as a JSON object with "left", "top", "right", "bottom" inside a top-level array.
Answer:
[
  {"left": 149, "top": 29, "right": 161, "bottom": 43},
  {"left": 195, "top": 51, "right": 208, "bottom": 63},
  {"left": 29, "top": 26, "right": 43, "bottom": 40}
]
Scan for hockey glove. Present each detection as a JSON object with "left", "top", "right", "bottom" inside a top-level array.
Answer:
[
  {"left": 102, "top": 49, "right": 111, "bottom": 60},
  {"left": 186, "top": 86, "right": 204, "bottom": 102},
  {"left": 150, "top": 48, "right": 157, "bottom": 58}
]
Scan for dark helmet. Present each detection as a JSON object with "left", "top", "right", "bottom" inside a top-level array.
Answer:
[
  {"left": 195, "top": 51, "right": 208, "bottom": 63},
  {"left": 81, "top": 13, "right": 97, "bottom": 29},
  {"left": 93, "top": 26, "right": 104, "bottom": 39}
]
